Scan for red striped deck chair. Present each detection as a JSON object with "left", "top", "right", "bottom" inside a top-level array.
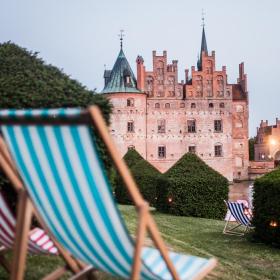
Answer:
[{"left": 0, "top": 190, "right": 58, "bottom": 273}]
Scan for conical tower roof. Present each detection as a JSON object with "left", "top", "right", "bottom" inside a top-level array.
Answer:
[
  {"left": 197, "top": 26, "right": 208, "bottom": 71},
  {"left": 101, "top": 48, "right": 141, "bottom": 94}
]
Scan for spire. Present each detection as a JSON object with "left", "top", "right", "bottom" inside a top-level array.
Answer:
[{"left": 197, "top": 10, "right": 208, "bottom": 71}]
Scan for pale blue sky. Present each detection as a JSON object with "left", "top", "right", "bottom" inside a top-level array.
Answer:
[{"left": 1, "top": 0, "right": 279, "bottom": 136}]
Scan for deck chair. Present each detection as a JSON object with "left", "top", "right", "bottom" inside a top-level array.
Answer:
[
  {"left": 223, "top": 200, "right": 253, "bottom": 236},
  {"left": 0, "top": 106, "right": 217, "bottom": 280},
  {"left": 0, "top": 190, "right": 58, "bottom": 273}
]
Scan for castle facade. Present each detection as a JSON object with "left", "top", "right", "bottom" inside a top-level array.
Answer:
[{"left": 101, "top": 27, "right": 249, "bottom": 182}]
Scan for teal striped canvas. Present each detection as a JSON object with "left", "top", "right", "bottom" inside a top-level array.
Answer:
[{"left": 0, "top": 108, "right": 215, "bottom": 279}]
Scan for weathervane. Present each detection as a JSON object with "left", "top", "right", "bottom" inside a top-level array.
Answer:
[
  {"left": 119, "top": 29, "right": 125, "bottom": 49},
  {"left": 201, "top": 9, "right": 205, "bottom": 27}
]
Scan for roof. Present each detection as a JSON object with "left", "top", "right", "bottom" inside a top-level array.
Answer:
[
  {"left": 197, "top": 27, "right": 208, "bottom": 71},
  {"left": 101, "top": 48, "right": 141, "bottom": 94},
  {"left": 232, "top": 84, "right": 247, "bottom": 100}
]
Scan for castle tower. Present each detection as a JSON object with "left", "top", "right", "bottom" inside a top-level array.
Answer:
[{"left": 102, "top": 37, "right": 147, "bottom": 158}]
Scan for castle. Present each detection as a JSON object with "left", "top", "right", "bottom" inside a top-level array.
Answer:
[
  {"left": 101, "top": 27, "right": 249, "bottom": 182},
  {"left": 254, "top": 119, "right": 280, "bottom": 165}
]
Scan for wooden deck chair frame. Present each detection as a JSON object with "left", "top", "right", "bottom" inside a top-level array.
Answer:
[
  {"left": 0, "top": 138, "right": 86, "bottom": 279},
  {"left": 223, "top": 201, "right": 252, "bottom": 236},
  {"left": 0, "top": 106, "right": 217, "bottom": 280}
]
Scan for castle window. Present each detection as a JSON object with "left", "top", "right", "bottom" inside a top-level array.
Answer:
[
  {"left": 155, "top": 103, "right": 160, "bottom": 109},
  {"left": 191, "top": 103, "right": 196, "bottom": 109},
  {"left": 219, "top": 102, "right": 225, "bottom": 108},
  {"left": 127, "top": 98, "right": 134, "bottom": 107},
  {"left": 157, "top": 119, "right": 166, "bottom": 133},
  {"left": 157, "top": 91, "right": 164, "bottom": 97},
  {"left": 180, "top": 103, "right": 185, "bottom": 108},
  {"left": 214, "top": 144, "right": 223, "bottom": 157},
  {"left": 188, "top": 146, "right": 196, "bottom": 153},
  {"left": 158, "top": 79, "right": 164, "bottom": 85},
  {"left": 209, "top": 103, "right": 214, "bottom": 108},
  {"left": 165, "top": 103, "right": 170, "bottom": 109},
  {"left": 128, "top": 145, "right": 135, "bottom": 150},
  {"left": 127, "top": 121, "right": 134, "bottom": 133},
  {"left": 158, "top": 146, "right": 166, "bottom": 158},
  {"left": 125, "top": 75, "right": 131, "bottom": 85},
  {"left": 187, "top": 120, "right": 196, "bottom": 133},
  {"left": 168, "top": 76, "right": 175, "bottom": 85},
  {"left": 214, "top": 120, "right": 223, "bottom": 132}
]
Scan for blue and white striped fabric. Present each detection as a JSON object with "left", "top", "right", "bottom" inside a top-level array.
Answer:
[
  {"left": 225, "top": 201, "right": 251, "bottom": 226},
  {"left": 0, "top": 108, "right": 214, "bottom": 279}
]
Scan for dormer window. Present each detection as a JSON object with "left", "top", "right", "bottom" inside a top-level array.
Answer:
[{"left": 123, "top": 70, "right": 132, "bottom": 87}]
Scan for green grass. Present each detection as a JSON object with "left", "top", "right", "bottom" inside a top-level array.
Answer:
[{"left": 1, "top": 205, "right": 279, "bottom": 279}]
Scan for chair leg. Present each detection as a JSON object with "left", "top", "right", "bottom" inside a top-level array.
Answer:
[{"left": 10, "top": 189, "right": 33, "bottom": 280}]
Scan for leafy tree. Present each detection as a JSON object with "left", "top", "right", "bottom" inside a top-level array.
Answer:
[
  {"left": 157, "top": 153, "right": 229, "bottom": 219},
  {"left": 115, "top": 149, "right": 162, "bottom": 206},
  {"left": 249, "top": 137, "right": 256, "bottom": 161},
  {"left": 0, "top": 42, "right": 112, "bottom": 210}
]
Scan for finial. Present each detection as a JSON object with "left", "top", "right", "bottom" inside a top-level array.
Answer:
[
  {"left": 201, "top": 9, "right": 205, "bottom": 27},
  {"left": 118, "top": 29, "right": 125, "bottom": 49}
]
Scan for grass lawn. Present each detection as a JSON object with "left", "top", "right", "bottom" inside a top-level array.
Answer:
[{"left": 1, "top": 205, "right": 279, "bottom": 279}]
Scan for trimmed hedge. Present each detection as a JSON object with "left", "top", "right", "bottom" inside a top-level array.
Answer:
[
  {"left": 0, "top": 42, "right": 112, "bottom": 212},
  {"left": 115, "top": 149, "right": 161, "bottom": 206},
  {"left": 157, "top": 153, "right": 229, "bottom": 219},
  {"left": 253, "top": 168, "right": 280, "bottom": 247}
]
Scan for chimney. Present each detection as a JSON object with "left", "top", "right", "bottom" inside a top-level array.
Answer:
[
  {"left": 136, "top": 55, "right": 145, "bottom": 91},
  {"left": 185, "top": 69, "right": 189, "bottom": 82}
]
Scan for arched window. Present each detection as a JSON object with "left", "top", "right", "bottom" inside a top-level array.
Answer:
[
  {"left": 155, "top": 103, "right": 160, "bottom": 109},
  {"left": 191, "top": 103, "right": 196, "bottom": 109},
  {"left": 219, "top": 102, "right": 225, "bottom": 108},
  {"left": 157, "top": 61, "right": 164, "bottom": 75},
  {"left": 123, "top": 70, "right": 132, "bottom": 86},
  {"left": 165, "top": 103, "right": 170, "bottom": 109},
  {"left": 127, "top": 98, "right": 134, "bottom": 107},
  {"left": 209, "top": 103, "right": 214, "bottom": 108}
]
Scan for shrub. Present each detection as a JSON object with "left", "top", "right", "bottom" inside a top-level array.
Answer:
[
  {"left": 0, "top": 42, "right": 112, "bottom": 211},
  {"left": 253, "top": 169, "right": 280, "bottom": 247},
  {"left": 115, "top": 149, "right": 161, "bottom": 206},
  {"left": 157, "top": 153, "right": 229, "bottom": 219}
]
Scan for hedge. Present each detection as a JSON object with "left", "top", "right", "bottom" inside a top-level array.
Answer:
[
  {"left": 0, "top": 42, "right": 112, "bottom": 212},
  {"left": 115, "top": 149, "right": 161, "bottom": 206},
  {"left": 157, "top": 153, "right": 229, "bottom": 219},
  {"left": 253, "top": 168, "right": 280, "bottom": 247}
]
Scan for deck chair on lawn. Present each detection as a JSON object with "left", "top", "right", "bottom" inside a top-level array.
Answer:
[
  {"left": 0, "top": 106, "right": 217, "bottom": 280},
  {"left": 223, "top": 200, "right": 253, "bottom": 236},
  {"left": 0, "top": 137, "right": 86, "bottom": 279},
  {"left": 0, "top": 190, "right": 58, "bottom": 273}
]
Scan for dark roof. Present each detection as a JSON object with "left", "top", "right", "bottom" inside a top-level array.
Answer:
[
  {"left": 232, "top": 84, "right": 247, "bottom": 100},
  {"left": 197, "top": 27, "right": 208, "bottom": 71},
  {"left": 101, "top": 48, "right": 141, "bottom": 94}
]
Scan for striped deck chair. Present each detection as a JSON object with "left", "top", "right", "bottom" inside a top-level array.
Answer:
[
  {"left": 0, "top": 107, "right": 217, "bottom": 280},
  {"left": 0, "top": 191, "right": 58, "bottom": 273},
  {"left": 223, "top": 200, "right": 253, "bottom": 236}
]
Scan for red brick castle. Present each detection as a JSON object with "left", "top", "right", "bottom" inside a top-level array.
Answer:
[{"left": 101, "top": 26, "right": 249, "bottom": 182}]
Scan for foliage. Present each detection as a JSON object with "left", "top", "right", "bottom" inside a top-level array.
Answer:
[
  {"left": 115, "top": 149, "right": 161, "bottom": 206},
  {"left": 157, "top": 153, "right": 229, "bottom": 219},
  {"left": 0, "top": 42, "right": 112, "bottom": 211},
  {"left": 249, "top": 137, "right": 256, "bottom": 161},
  {"left": 253, "top": 168, "right": 280, "bottom": 247}
]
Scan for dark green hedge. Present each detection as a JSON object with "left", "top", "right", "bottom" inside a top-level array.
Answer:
[
  {"left": 253, "top": 168, "right": 280, "bottom": 247},
  {"left": 115, "top": 149, "right": 161, "bottom": 206},
  {"left": 0, "top": 42, "right": 112, "bottom": 212},
  {"left": 157, "top": 153, "right": 229, "bottom": 219}
]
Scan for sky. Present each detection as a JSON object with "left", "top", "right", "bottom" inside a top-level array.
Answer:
[{"left": 0, "top": 0, "right": 279, "bottom": 136}]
